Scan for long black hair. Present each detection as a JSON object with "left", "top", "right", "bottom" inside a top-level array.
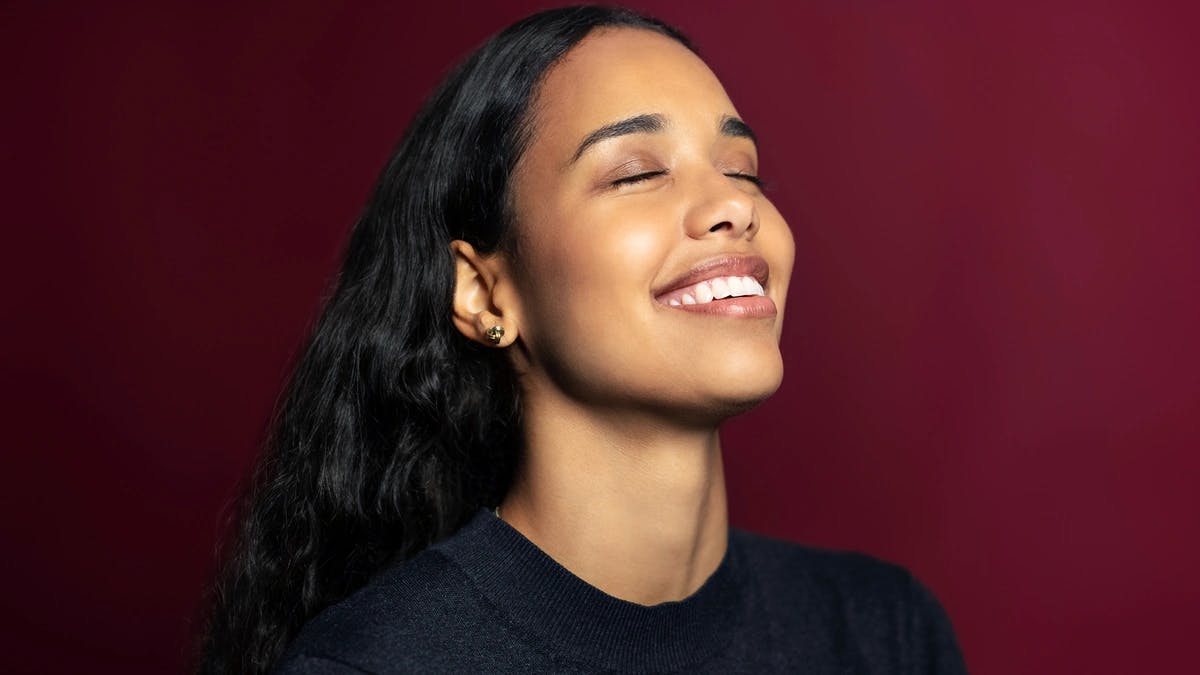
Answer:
[{"left": 196, "top": 7, "right": 691, "bottom": 674}]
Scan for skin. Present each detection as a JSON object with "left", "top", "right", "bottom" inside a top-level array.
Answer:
[{"left": 450, "top": 27, "right": 795, "bottom": 605}]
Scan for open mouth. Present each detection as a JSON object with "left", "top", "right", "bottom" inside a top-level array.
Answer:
[
  {"left": 652, "top": 254, "right": 777, "bottom": 317},
  {"left": 656, "top": 275, "right": 765, "bottom": 307}
]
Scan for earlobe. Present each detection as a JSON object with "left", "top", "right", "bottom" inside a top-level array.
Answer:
[{"left": 449, "top": 240, "right": 517, "bottom": 347}]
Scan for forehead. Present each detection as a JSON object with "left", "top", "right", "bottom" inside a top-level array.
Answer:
[{"left": 528, "top": 28, "right": 738, "bottom": 156}]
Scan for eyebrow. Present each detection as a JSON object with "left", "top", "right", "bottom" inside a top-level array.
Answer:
[
  {"left": 568, "top": 112, "right": 759, "bottom": 164},
  {"left": 719, "top": 114, "right": 757, "bottom": 146},
  {"left": 570, "top": 113, "right": 666, "bottom": 163}
]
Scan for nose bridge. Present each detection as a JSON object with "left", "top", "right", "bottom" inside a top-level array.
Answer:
[{"left": 683, "top": 165, "right": 758, "bottom": 240}]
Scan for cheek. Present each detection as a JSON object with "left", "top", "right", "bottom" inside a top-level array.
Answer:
[
  {"left": 759, "top": 207, "right": 796, "bottom": 333},
  {"left": 524, "top": 205, "right": 672, "bottom": 313},
  {"left": 513, "top": 209, "right": 672, "bottom": 382}
]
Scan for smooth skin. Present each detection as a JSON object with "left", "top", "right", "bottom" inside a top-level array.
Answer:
[{"left": 450, "top": 28, "right": 795, "bottom": 606}]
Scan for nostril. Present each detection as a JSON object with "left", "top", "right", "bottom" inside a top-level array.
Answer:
[{"left": 709, "top": 221, "right": 732, "bottom": 233}]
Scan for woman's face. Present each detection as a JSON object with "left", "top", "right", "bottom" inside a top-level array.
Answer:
[{"left": 504, "top": 27, "right": 795, "bottom": 424}]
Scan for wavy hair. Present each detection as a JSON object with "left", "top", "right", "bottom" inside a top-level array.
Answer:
[{"left": 195, "top": 7, "right": 691, "bottom": 674}]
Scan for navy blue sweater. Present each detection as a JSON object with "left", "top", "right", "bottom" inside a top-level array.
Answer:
[{"left": 275, "top": 509, "right": 967, "bottom": 673}]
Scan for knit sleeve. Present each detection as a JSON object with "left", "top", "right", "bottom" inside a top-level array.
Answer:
[
  {"left": 272, "top": 653, "right": 373, "bottom": 674},
  {"left": 905, "top": 572, "right": 968, "bottom": 674}
]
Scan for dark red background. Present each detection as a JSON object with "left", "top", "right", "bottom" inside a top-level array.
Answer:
[{"left": 4, "top": 1, "right": 1198, "bottom": 673}]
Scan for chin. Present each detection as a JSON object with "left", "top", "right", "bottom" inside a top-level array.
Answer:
[
  {"left": 695, "top": 349, "right": 785, "bottom": 420},
  {"left": 714, "top": 375, "right": 783, "bottom": 418}
]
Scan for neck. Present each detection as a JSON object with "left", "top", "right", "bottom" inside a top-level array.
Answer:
[{"left": 498, "top": 391, "right": 729, "bottom": 606}]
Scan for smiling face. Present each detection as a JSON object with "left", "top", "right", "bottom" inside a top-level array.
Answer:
[{"left": 500, "top": 27, "right": 795, "bottom": 425}]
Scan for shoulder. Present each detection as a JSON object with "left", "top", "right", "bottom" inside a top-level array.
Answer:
[
  {"left": 732, "top": 528, "right": 967, "bottom": 673},
  {"left": 734, "top": 528, "right": 927, "bottom": 608},
  {"left": 273, "top": 549, "right": 506, "bottom": 674}
]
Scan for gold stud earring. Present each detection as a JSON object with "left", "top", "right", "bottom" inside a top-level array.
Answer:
[{"left": 484, "top": 325, "right": 505, "bottom": 345}]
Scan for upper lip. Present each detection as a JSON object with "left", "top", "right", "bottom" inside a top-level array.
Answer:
[{"left": 653, "top": 254, "right": 770, "bottom": 299}]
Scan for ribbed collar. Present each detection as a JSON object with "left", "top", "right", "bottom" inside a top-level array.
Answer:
[{"left": 431, "top": 508, "right": 746, "bottom": 672}]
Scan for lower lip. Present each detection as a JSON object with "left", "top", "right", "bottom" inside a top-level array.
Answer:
[{"left": 658, "top": 296, "right": 778, "bottom": 317}]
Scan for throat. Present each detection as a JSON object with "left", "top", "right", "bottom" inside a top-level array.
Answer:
[{"left": 497, "top": 427, "right": 730, "bottom": 605}]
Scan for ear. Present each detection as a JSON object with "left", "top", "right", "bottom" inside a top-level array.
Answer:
[{"left": 450, "top": 239, "right": 518, "bottom": 347}]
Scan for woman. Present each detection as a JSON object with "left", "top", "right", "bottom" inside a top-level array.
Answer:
[{"left": 198, "top": 6, "right": 967, "bottom": 674}]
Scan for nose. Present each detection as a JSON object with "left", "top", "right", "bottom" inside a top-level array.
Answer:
[{"left": 682, "top": 170, "right": 758, "bottom": 241}]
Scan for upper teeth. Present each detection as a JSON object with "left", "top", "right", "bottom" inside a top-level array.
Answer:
[{"left": 663, "top": 275, "right": 765, "bottom": 306}]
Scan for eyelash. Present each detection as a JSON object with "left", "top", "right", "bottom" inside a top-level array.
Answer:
[
  {"left": 611, "top": 171, "right": 664, "bottom": 186},
  {"left": 728, "top": 173, "right": 765, "bottom": 188},
  {"left": 610, "top": 171, "right": 765, "bottom": 188}
]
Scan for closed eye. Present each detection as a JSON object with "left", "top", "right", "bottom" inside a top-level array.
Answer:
[
  {"left": 610, "top": 170, "right": 765, "bottom": 189},
  {"left": 611, "top": 170, "right": 668, "bottom": 187},
  {"left": 725, "top": 173, "right": 764, "bottom": 188}
]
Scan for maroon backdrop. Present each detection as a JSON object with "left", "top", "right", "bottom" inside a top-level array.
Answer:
[{"left": 4, "top": 1, "right": 1198, "bottom": 673}]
